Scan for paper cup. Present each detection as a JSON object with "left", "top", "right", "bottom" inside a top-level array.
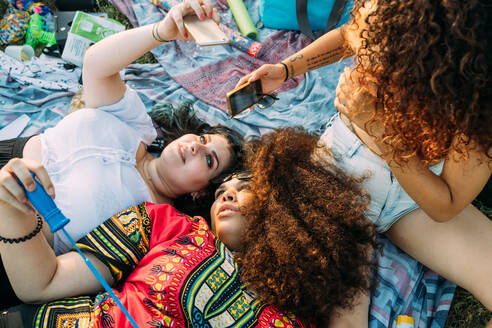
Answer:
[{"left": 4, "top": 44, "right": 35, "bottom": 61}]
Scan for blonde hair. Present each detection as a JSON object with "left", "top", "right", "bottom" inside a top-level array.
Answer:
[{"left": 67, "top": 88, "right": 85, "bottom": 114}]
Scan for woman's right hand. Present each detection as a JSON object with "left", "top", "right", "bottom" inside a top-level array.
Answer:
[
  {"left": 235, "top": 63, "right": 287, "bottom": 94},
  {"left": 0, "top": 158, "right": 54, "bottom": 215},
  {"left": 157, "top": 0, "right": 220, "bottom": 41}
]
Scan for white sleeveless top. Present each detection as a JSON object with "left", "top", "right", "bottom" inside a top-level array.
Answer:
[{"left": 41, "top": 86, "right": 157, "bottom": 254}]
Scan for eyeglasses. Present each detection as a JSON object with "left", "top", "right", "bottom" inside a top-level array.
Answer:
[
  {"left": 257, "top": 93, "right": 279, "bottom": 109},
  {"left": 233, "top": 94, "right": 279, "bottom": 119},
  {"left": 212, "top": 171, "right": 252, "bottom": 184}
]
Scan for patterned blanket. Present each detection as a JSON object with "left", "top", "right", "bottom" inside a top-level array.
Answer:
[{"left": 0, "top": 0, "right": 456, "bottom": 326}]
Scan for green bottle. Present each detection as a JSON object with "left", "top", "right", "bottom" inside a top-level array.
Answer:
[{"left": 25, "top": 7, "right": 56, "bottom": 47}]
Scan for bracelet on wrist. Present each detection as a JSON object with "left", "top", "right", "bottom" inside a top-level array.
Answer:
[
  {"left": 152, "top": 21, "right": 168, "bottom": 43},
  {"left": 279, "top": 62, "right": 289, "bottom": 82},
  {"left": 0, "top": 215, "right": 43, "bottom": 244}
]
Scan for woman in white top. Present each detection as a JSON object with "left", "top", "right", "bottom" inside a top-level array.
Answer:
[
  {"left": 0, "top": 0, "right": 242, "bottom": 308},
  {"left": 237, "top": 0, "right": 492, "bottom": 325}
]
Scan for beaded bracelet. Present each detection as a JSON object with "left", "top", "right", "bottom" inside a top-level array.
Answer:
[
  {"left": 0, "top": 215, "right": 43, "bottom": 244},
  {"left": 280, "top": 62, "right": 289, "bottom": 82},
  {"left": 152, "top": 21, "right": 168, "bottom": 43}
]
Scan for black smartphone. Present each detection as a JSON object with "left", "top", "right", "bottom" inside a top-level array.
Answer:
[{"left": 226, "top": 79, "right": 263, "bottom": 117}]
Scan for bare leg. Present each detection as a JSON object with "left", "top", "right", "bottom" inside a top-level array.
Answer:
[{"left": 386, "top": 205, "right": 492, "bottom": 311}]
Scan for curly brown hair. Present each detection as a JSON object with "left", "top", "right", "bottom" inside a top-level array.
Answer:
[
  {"left": 351, "top": 0, "right": 491, "bottom": 164},
  {"left": 235, "top": 127, "right": 378, "bottom": 326}
]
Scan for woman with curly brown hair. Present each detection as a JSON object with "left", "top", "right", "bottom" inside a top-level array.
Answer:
[
  {"left": 237, "top": 0, "right": 492, "bottom": 324},
  {"left": 223, "top": 127, "right": 378, "bottom": 326},
  {"left": 0, "top": 127, "right": 377, "bottom": 327}
]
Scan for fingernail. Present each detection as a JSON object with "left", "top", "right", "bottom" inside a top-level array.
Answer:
[
  {"left": 209, "top": 11, "right": 213, "bottom": 18},
  {"left": 48, "top": 187, "right": 55, "bottom": 197},
  {"left": 200, "top": 13, "right": 205, "bottom": 20},
  {"left": 27, "top": 183, "right": 35, "bottom": 191},
  {"left": 184, "top": 33, "right": 188, "bottom": 38}
]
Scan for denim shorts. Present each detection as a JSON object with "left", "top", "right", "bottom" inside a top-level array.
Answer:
[{"left": 320, "top": 114, "right": 444, "bottom": 232}]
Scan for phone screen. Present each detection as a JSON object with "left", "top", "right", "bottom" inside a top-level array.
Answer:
[{"left": 227, "top": 80, "right": 263, "bottom": 116}]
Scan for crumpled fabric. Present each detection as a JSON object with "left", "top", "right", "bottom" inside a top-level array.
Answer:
[{"left": 0, "top": 7, "right": 29, "bottom": 45}]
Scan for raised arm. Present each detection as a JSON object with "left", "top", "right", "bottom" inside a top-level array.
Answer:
[
  {"left": 82, "top": 0, "right": 219, "bottom": 108},
  {"left": 0, "top": 159, "right": 111, "bottom": 303},
  {"left": 282, "top": 26, "right": 351, "bottom": 79},
  {"left": 235, "top": 25, "right": 351, "bottom": 94}
]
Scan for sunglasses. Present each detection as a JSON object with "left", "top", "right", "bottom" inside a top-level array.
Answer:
[
  {"left": 233, "top": 94, "right": 279, "bottom": 119},
  {"left": 212, "top": 171, "right": 252, "bottom": 184}
]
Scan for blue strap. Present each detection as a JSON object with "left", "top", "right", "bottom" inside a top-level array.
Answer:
[
  {"left": 62, "top": 229, "right": 140, "bottom": 328},
  {"left": 19, "top": 175, "right": 139, "bottom": 328}
]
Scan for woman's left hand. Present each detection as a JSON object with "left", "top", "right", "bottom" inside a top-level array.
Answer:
[
  {"left": 157, "top": 0, "right": 220, "bottom": 41},
  {"left": 334, "top": 67, "right": 383, "bottom": 137}
]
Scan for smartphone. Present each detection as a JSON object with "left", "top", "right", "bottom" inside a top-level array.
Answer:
[
  {"left": 226, "top": 79, "right": 263, "bottom": 117},
  {"left": 183, "top": 16, "right": 230, "bottom": 47}
]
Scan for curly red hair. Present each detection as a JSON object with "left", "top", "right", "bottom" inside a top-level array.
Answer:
[
  {"left": 351, "top": 0, "right": 491, "bottom": 163},
  {"left": 236, "top": 128, "right": 378, "bottom": 326}
]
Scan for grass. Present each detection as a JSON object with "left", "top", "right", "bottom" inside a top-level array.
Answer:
[{"left": 1, "top": 0, "right": 491, "bottom": 326}]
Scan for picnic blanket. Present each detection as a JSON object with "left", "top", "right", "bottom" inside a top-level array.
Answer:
[
  {"left": 0, "top": 0, "right": 456, "bottom": 326},
  {"left": 112, "top": 0, "right": 351, "bottom": 137}
]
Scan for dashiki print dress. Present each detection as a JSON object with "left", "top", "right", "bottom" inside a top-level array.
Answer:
[{"left": 30, "top": 203, "right": 312, "bottom": 328}]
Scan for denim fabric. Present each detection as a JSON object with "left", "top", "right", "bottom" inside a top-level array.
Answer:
[{"left": 320, "top": 113, "right": 444, "bottom": 232}]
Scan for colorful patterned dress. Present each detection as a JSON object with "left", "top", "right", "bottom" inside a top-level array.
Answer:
[{"left": 31, "top": 203, "right": 311, "bottom": 328}]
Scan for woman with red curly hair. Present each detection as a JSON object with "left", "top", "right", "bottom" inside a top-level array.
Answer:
[
  {"left": 238, "top": 0, "right": 492, "bottom": 324},
  {"left": 0, "top": 128, "right": 376, "bottom": 327}
]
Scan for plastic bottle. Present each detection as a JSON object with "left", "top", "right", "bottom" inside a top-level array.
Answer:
[
  {"left": 226, "top": 0, "right": 258, "bottom": 39},
  {"left": 19, "top": 173, "right": 69, "bottom": 232},
  {"left": 395, "top": 315, "right": 415, "bottom": 328},
  {"left": 25, "top": 6, "right": 56, "bottom": 47}
]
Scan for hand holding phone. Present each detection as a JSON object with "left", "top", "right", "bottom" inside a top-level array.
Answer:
[
  {"left": 226, "top": 79, "right": 263, "bottom": 117},
  {"left": 183, "top": 16, "right": 229, "bottom": 47}
]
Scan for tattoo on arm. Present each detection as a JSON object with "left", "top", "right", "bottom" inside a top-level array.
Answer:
[
  {"left": 288, "top": 54, "right": 304, "bottom": 62},
  {"left": 305, "top": 47, "right": 345, "bottom": 71},
  {"left": 285, "top": 46, "right": 345, "bottom": 78}
]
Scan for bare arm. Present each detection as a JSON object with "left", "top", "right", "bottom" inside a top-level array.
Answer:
[
  {"left": 382, "top": 143, "right": 491, "bottom": 222},
  {"left": 283, "top": 26, "right": 351, "bottom": 79},
  {"left": 335, "top": 68, "right": 492, "bottom": 222},
  {"left": 235, "top": 25, "right": 351, "bottom": 94},
  {"left": 234, "top": 0, "right": 379, "bottom": 94},
  {"left": 82, "top": 0, "right": 219, "bottom": 108},
  {"left": 0, "top": 158, "right": 112, "bottom": 302},
  {"left": 0, "top": 217, "right": 111, "bottom": 303},
  {"left": 282, "top": 0, "right": 376, "bottom": 79}
]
